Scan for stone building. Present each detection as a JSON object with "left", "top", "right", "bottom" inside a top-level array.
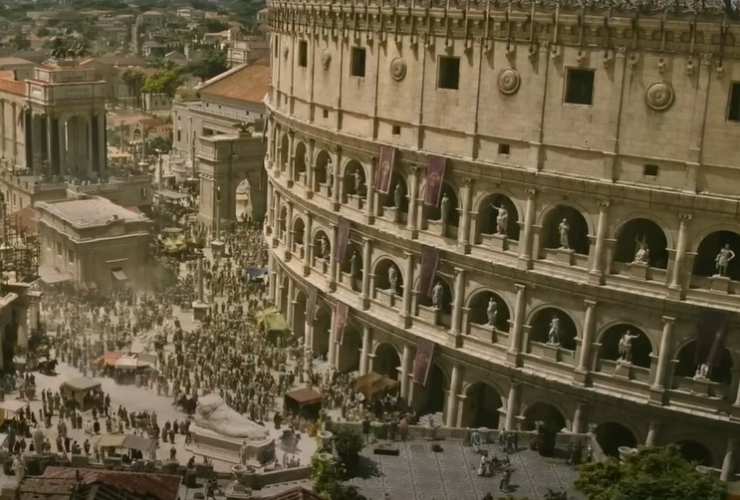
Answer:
[
  {"left": 265, "top": 0, "right": 740, "bottom": 478},
  {"left": 36, "top": 196, "right": 152, "bottom": 290}
]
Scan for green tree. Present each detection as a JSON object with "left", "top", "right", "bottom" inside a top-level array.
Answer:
[
  {"left": 311, "top": 452, "right": 367, "bottom": 500},
  {"left": 36, "top": 27, "right": 50, "bottom": 37},
  {"left": 186, "top": 49, "right": 227, "bottom": 82},
  {"left": 333, "top": 429, "right": 364, "bottom": 475},
  {"left": 142, "top": 70, "right": 182, "bottom": 97},
  {"left": 204, "top": 19, "right": 229, "bottom": 33},
  {"left": 575, "top": 446, "right": 726, "bottom": 500}
]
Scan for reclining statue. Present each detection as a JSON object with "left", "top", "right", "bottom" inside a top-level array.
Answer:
[{"left": 194, "top": 393, "right": 269, "bottom": 440}]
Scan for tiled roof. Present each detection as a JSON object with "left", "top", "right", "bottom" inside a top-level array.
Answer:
[
  {"left": 199, "top": 63, "right": 270, "bottom": 105},
  {"left": 265, "top": 487, "right": 322, "bottom": 500},
  {"left": 35, "top": 467, "right": 181, "bottom": 500},
  {"left": 0, "top": 73, "right": 26, "bottom": 96}
]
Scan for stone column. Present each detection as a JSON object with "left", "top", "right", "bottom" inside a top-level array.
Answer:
[
  {"left": 645, "top": 421, "right": 659, "bottom": 447},
  {"left": 88, "top": 112, "right": 96, "bottom": 175},
  {"left": 303, "top": 213, "right": 313, "bottom": 276},
  {"left": 359, "top": 325, "right": 372, "bottom": 376},
  {"left": 306, "top": 139, "right": 315, "bottom": 197},
  {"left": 518, "top": 188, "right": 537, "bottom": 269},
  {"left": 507, "top": 284, "right": 526, "bottom": 363},
  {"left": 275, "top": 268, "right": 284, "bottom": 312},
  {"left": 572, "top": 403, "right": 586, "bottom": 433},
  {"left": 589, "top": 201, "right": 610, "bottom": 285},
  {"left": 504, "top": 383, "right": 520, "bottom": 431},
  {"left": 457, "top": 178, "right": 473, "bottom": 252},
  {"left": 445, "top": 363, "right": 462, "bottom": 427},
  {"left": 287, "top": 130, "right": 295, "bottom": 184},
  {"left": 400, "top": 343, "right": 412, "bottom": 400},
  {"left": 406, "top": 167, "right": 420, "bottom": 234},
  {"left": 721, "top": 437, "right": 736, "bottom": 481},
  {"left": 449, "top": 267, "right": 465, "bottom": 345},
  {"left": 329, "top": 223, "right": 338, "bottom": 290},
  {"left": 286, "top": 278, "right": 295, "bottom": 328},
  {"left": 304, "top": 317, "right": 314, "bottom": 381},
  {"left": 668, "top": 214, "right": 692, "bottom": 298},
  {"left": 366, "top": 158, "right": 376, "bottom": 224},
  {"left": 265, "top": 182, "right": 274, "bottom": 232},
  {"left": 328, "top": 307, "right": 337, "bottom": 369},
  {"left": 651, "top": 316, "right": 676, "bottom": 394},
  {"left": 0, "top": 99, "right": 5, "bottom": 158},
  {"left": 361, "top": 237, "right": 372, "bottom": 308},
  {"left": 11, "top": 103, "right": 17, "bottom": 162},
  {"left": 268, "top": 253, "right": 276, "bottom": 301},
  {"left": 332, "top": 147, "right": 342, "bottom": 209},
  {"left": 286, "top": 202, "right": 294, "bottom": 256},
  {"left": 401, "top": 251, "right": 414, "bottom": 327},
  {"left": 575, "top": 300, "right": 597, "bottom": 380}
]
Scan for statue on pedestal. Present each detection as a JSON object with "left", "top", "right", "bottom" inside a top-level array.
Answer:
[
  {"left": 558, "top": 218, "right": 570, "bottom": 249},
  {"left": 319, "top": 235, "right": 329, "bottom": 259},
  {"left": 353, "top": 169, "right": 364, "bottom": 196},
  {"left": 694, "top": 362, "right": 710, "bottom": 380},
  {"left": 547, "top": 316, "right": 560, "bottom": 345},
  {"left": 486, "top": 297, "right": 498, "bottom": 327},
  {"left": 440, "top": 193, "right": 450, "bottom": 227},
  {"left": 432, "top": 281, "right": 444, "bottom": 310},
  {"left": 496, "top": 206, "right": 508, "bottom": 236},
  {"left": 388, "top": 265, "right": 399, "bottom": 295},
  {"left": 714, "top": 243, "right": 735, "bottom": 277},
  {"left": 394, "top": 183, "right": 404, "bottom": 210},
  {"left": 633, "top": 235, "right": 650, "bottom": 264},
  {"left": 350, "top": 251, "right": 360, "bottom": 278},
  {"left": 617, "top": 330, "right": 639, "bottom": 364}
]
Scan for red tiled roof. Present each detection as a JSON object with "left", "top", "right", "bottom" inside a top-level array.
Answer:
[
  {"left": 199, "top": 63, "right": 270, "bottom": 105},
  {"left": 37, "top": 467, "right": 181, "bottom": 500},
  {"left": 265, "top": 487, "right": 322, "bottom": 500},
  {"left": 0, "top": 73, "right": 26, "bottom": 96}
]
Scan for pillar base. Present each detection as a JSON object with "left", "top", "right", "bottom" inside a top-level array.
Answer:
[
  {"left": 457, "top": 242, "right": 471, "bottom": 254},
  {"left": 447, "top": 331, "right": 462, "bottom": 348},
  {"left": 287, "top": 179, "right": 294, "bottom": 188},
  {"left": 192, "top": 301, "right": 210, "bottom": 321},
  {"left": 365, "top": 215, "right": 375, "bottom": 225},
  {"left": 588, "top": 271, "right": 604, "bottom": 286},
  {"left": 361, "top": 297, "right": 370, "bottom": 310},
  {"left": 303, "top": 266, "right": 310, "bottom": 277},
  {"left": 506, "top": 351, "right": 521, "bottom": 367},
  {"left": 517, "top": 257, "right": 532, "bottom": 270},
  {"left": 408, "top": 229, "right": 419, "bottom": 240},
  {"left": 328, "top": 280, "right": 337, "bottom": 292},
  {"left": 399, "top": 314, "right": 412, "bottom": 329},
  {"left": 667, "top": 286, "right": 685, "bottom": 301},
  {"left": 648, "top": 386, "right": 668, "bottom": 406},
  {"left": 572, "top": 369, "right": 590, "bottom": 386},
  {"left": 332, "top": 201, "right": 341, "bottom": 212}
]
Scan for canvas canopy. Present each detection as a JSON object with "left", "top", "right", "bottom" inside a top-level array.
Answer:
[
  {"left": 96, "top": 434, "right": 156, "bottom": 453},
  {"left": 353, "top": 372, "right": 400, "bottom": 400},
  {"left": 285, "top": 388, "right": 322, "bottom": 407},
  {"left": 257, "top": 308, "right": 290, "bottom": 333},
  {"left": 61, "top": 377, "right": 101, "bottom": 393}
]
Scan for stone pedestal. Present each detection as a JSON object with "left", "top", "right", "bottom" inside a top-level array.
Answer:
[
  {"left": 384, "top": 206, "right": 401, "bottom": 224},
  {"left": 187, "top": 423, "right": 275, "bottom": 465},
  {"left": 689, "top": 376, "right": 716, "bottom": 397},
  {"left": 491, "top": 233, "right": 508, "bottom": 251},
  {"left": 348, "top": 194, "right": 364, "bottom": 210},
  {"left": 542, "top": 343, "right": 560, "bottom": 362},
  {"left": 710, "top": 275, "right": 731, "bottom": 293},
  {"left": 613, "top": 361, "right": 633, "bottom": 380},
  {"left": 554, "top": 248, "right": 575, "bottom": 265},
  {"left": 192, "top": 301, "right": 210, "bottom": 320},
  {"left": 318, "top": 258, "right": 328, "bottom": 274},
  {"left": 627, "top": 261, "right": 649, "bottom": 280},
  {"left": 211, "top": 240, "right": 225, "bottom": 258}
]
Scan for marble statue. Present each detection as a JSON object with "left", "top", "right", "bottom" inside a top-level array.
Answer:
[
  {"left": 194, "top": 393, "right": 270, "bottom": 440},
  {"left": 617, "top": 330, "right": 640, "bottom": 363},
  {"left": 558, "top": 218, "right": 570, "bottom": 249},
  {"left": 394, "top": 182, "right": 404, "bottom": 209},
  {"left": 694, "top": 362, "right": 710, "bottom": 380},
  {"left": 547, "top": 316, "right": 560, "bottom": 345},
  {"left": 715, "top": 243, "right": 736, "bottom": 277},
  {"left": 388, "top": 265, "right": 399, "bottom": 295},
  {"left": 353, "top": 169, "right": 364, "bottom": 195},
  {"left": 432, "top": 281, "right": 444, "bottom": 309},
  {"left": 496, "top": 206, "right": 508, "bottom": 236},
  {"left": 350, "top": 251, "right": 360, "bottom": 278},
  {"left": 440, "top": 193, "right": 450, "bottom": 226},
  {"left": 486, "top": 297, "right": 498, "bottom": 327},
  {"left": 319, "top": 235, "right": 329, "bottom": 259},
  {"left": 633, "top": 235, "right": 650, "bottom": 264}
]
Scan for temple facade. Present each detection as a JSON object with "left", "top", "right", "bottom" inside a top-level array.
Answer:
[{"left": 265, "top": 0, "right": 740, "bottom": 477}]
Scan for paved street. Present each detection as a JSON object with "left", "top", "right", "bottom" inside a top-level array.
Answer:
[{"left": 347, "top": 440, "right": 584, "bottom": 500}]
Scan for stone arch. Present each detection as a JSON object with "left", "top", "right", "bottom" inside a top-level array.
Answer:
[
  {"left": 692, "top": 230, "right": 740, "bottom": 281},
  {"left": 279, "top": 133, "right": 289, "bottom": 171},
  {"left": 597, "top": 323, "right": 653, "bottom": 368},
  {"left": 522, "top": 402, "right": 567, "bottom": 432},
  {"left": 594, "top": 422, "right": 638, "bottom": 457},
  {"left": 477, "top": 193, "right": 520, "bottom": 241},
  {"left": 340, "top": 240, "right": 362, "bottom": 292},
  {"left": 311, "top": 229, "right": 331, "bottom": 266},
  {"left": 614, "top": 218, "right": 669, "bottom": 269},
  {"left": 461, "top": 382, "right": 503, "bottom": 429},
  {"left": 313, "top": 150, "right": 332, "bottom": 193},
  {"left": 382, "top": 171, "right": 408, "bottom": 213},
  {"left": 528, "top": 307, "right": 578, "bottom": 351},
  {"left": 540, "top": 204, "right": 590, "bottom": 256},
  {"left": 374, "top": 258, "right": 403, "bottom": 296},
  {"left": 466, "top": 289, "right": 511, "bottom": 332},
  {"left": 414, "top": 363, "right": 446, "bottom": 417},
  {"left": 292, "top": 217, "right": 306, "bottom": 252},
  {"left": 674, "top": 440, "right": 714, "bottom": 466},
  {"left": 373, "top": 342, "right": 401, "bottom": 379},
  {"left": 423, "top": 182, "right": 460, "bottom": 234},
  {"left": 234, "top": 177, "right": 257, "bottom": 222},
  {"left": 313, "top": 302, "right": 332, "bottom": 360},
  {"left": 674, "top": 339, "right": 733, "bottom": 385},
  {"left": 294, "top": 141, "right": 307, "bottom": 183},
  {"left": 417, "top": 274, "right": 453, "bottom": 328},
  {"left": 341, "top": 159, "right": 367, "bottom": 202}
]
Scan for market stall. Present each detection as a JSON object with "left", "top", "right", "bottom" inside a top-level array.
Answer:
[
  {"left": 353, "top": 372, "right": 400, "bottom": 401},
  {"left": 60, "top": 377, "right": 102, "bottom": 411},
  {"left": 113, "top": 355, "right": 154, "bottom": 385},
  {"left": 96, "top": 433, "right": 157, "bottom": 462},
  {"left": 256, "top": 307, "right": 290, "bottom": 344},
  {"left": 284, "top": 388, "right": 322, "bottom": 419}
]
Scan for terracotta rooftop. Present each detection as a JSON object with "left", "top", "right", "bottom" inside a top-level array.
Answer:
[
  {"left": 37, "top": 197, "right": 150, "bottom": 229},
  {"left": 199, "top": 63, "right": 270, "bottom": 105},
  {"left": 0, "top": 72, "right": 26, "bottom": 96},
  {"left": 264, "top": 487, "right": 323, "bottom": 500}
]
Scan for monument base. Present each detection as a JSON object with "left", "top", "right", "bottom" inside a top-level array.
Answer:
[
  {"left": 192, "top": 301, "right": 210, "bottom": 320},
  {"left": 211, "top": 240, "right": 225, "bottom": 258},
  {"left": 187, "top": 423, "right": 275, "bottom": 466}
]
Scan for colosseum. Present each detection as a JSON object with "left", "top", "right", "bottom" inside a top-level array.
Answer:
[{"left": 264, "top": 0, "right": 740, "bottom": 477}]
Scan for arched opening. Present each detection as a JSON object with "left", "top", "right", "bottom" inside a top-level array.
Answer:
[
  {"left": 614, "top": 218, "right": 668, "bottom": 269},
  {"left": 294, "top": 142, "right": 307, "bottom": 183},
  {"left": 338, "top": 323, "right": 362, "bottom": 373},
  {"left": 292, "top": 217, "right": 305, "bottom": 256},
  {"left": 462, "top": 383, "right": 502, "bottom": 429},
  {"left": 415, "top": 364, "right": 445, "bottom": 417},
  {"left": 528, "top": 308, "right": 578, "bottom": 351},
  {"left": 280, "top": 134, "right": 289, "bottom": 171},
  {"left": 342, "top": 160, "right": 366, "bottom": 202},
  {"left": 312, "top": 230, "right": 331, "bottom": 266},
  {"left": 293, "top": 290, "right": 306, "bottom": 339},
  {"left": 598, "top": 324, "right": 652, "bottom": 368},
  {"left": 382, "top": 171, "right": 408, "bottom": 221},
  {"left": 675, "top": 340, "right": 733, "bottom": 385},
  {"left": 594, "top": 422, "right": 637, "bottom": 457},
  {"left": 313, "top": 150, "right": 332, "bottom": 194},
  {"left": 693, "top": 231, "right": 740, "bottom": 281},
  {"left": 467, "top": 291, "right": 510, "bottom": 332},
  {"left": 424, "top": 182, "right": 459, "bottom": 237},
  {"left": 477, "top": 194, "right": 520, "bottom": 241},
  {"left": 374, "top": 259, "right": 403, "bottom": 297},
  {"left": 313, "top": 303, "right": 332, "bottom": 361},
  {"left": 340, "top": 242, "right": 362, "bottom": 292},
  {"left": 235, "top": 178, "right": 254, "bottom": 223},
  {"left": 675, "top": 440, "right": 713, "bottom": 466},
  {"left": 541, "top": 205, "right": 590, "bottom": 255},
  {"left": 417, "top": 276, "right": 453, "bottom": 328},
  {"left": 522, "top": 402, "right": 567, "bottom": 432},
  {"left": 374, "top": 343, "right": 400, "bottom": 379}
]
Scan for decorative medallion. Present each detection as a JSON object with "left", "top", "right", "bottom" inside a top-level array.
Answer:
[
  {"left": 497, "top": 68, "right": 521, "bottom": 95},
  {"left": 321, "top": 51, "right": 331, "bottom": 70},
  {"left": 645, "top": 82, "right": 675, "bottom": 111},
  {"left": 390, "top": 57, "right": 407, "bottom": 81}
]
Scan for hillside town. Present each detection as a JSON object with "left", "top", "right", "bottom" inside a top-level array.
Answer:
[{"left": 0, "top": 0, "right": 737, "bottom": 499}]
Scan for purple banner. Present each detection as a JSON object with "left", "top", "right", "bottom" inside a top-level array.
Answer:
[
  {"left": 332, "top": 302, "right": 350, "bottom": 345},
  {"left": 413, "top": 339, "right": 435, "bottom": 387},
  {"left": 375, "top": 146, "right": 396, "bottom": 194},
  {"left": 334, "top": 217, "right": 351, "bottom": 264},
  {"left": 417, "top": 245, "right": 439, "bottom": 299},
  {"left": 423, "top": 156, "right": 446, "bottom": 207}
]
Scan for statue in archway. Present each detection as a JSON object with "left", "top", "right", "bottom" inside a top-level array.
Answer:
[
  {"left": 496, "top": 205, "right": 508, "bottom": 236},
  {"left": 353, "top": 169, "right": 364, "bottom": 196},
  {"left": 319, "top": 234, "right": 329, "bottom": 259},
  {"left": 693, "top": 362, "right": 710, "bottom": 380},
  {"left": 440, "top": 193, "right": 450, "bottom": 227},
  {"left": 547, "top": 316, "right": 560, "bottom": 345},
  {"left": 486, "top": 297, "right": 498, "bottom": 327},
  {"left": 558, "top": 218, "right": 570, "bottom": 249},
  {"left": 388, "top": 265, "right": 399, "bottom": 295},
  {"left": 633, "top": 235, "right": 650, "bottom": 264},
  {"left": 394, "top": 182, "right": 404, "bottom": 209},
  {"left": 432, "top": 281, "right": 444, "bottom": 309},
  {"left": 617, "top": 330, "right": 639, "bottom": 364},
  {"left": 714, "top": 243, "right": 736, "bottom": 277},
  {"left": 350, "top": 250, "right": 360, "bottom": 278}
]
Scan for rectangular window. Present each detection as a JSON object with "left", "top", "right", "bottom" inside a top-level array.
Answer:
[
  {"left": 565, "top": 68, "right": 595, "bottom": 105},
  {"left": 322, "top": 108, "right": 329, "bottom": 119},
  {"left": 437, "top": 56, "right": 460, "bottom": 90},
  {"left": 729, "top": 83, "right": 740, "bottom": 122},
  {"left": 350, "top": 47, "right": 366, "bottom": 77},
  {"left": 392, "top": 124, "right": 401, "bottom": 135},
  {"left": 298, "top": 40, "right": 307, "bottom": 67},
  {"left": 498, "top": 143, "right": 510, "bottom": 155},
  {"left": 643, "top": 164, "right": 659, "bottom": 177}
]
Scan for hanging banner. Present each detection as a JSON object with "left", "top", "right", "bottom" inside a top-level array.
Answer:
[
  {"left": 413, "top": 339, "right": 435, "bottom": 387},
  {"left": 417, "top": 245, "right": 439, "bottom": 299},
  {"left": 375, "top": 145, "right": 396, "bottom": 194},
  {"left": 423, "top": 155, "right": 446, "bottom": 207},
  {"left": 334, "top": 217, "right": 351, "bottom": 264},
  {"left": 306, "top": 288, "right": 318, "bottom": 322},
  {"left": 332, "top": 302, "right": 350, "bottom": 345}
]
